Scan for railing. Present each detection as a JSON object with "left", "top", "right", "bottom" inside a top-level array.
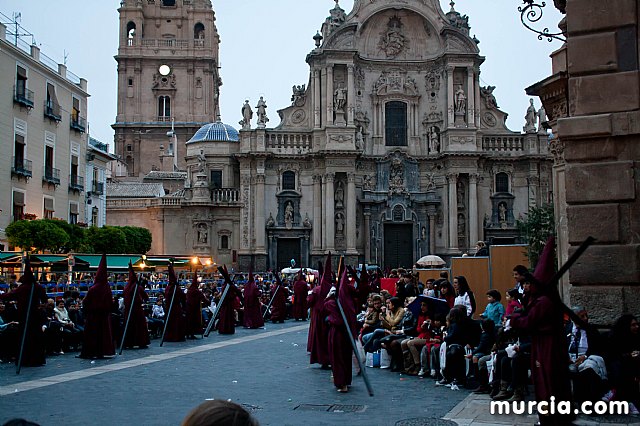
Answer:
[
  {"left": 66, "top": 70, "right": 81, "bottom": 85},
  {"left": 14, "top": 85, "right": 34, "bottom": 108},
  {"left": 70, "top": 114, "right": 87, "bottom": 133},
  {"left": 11, "top": 157, "right": 32, "bottom": 178},
  {"left": 69, "top": 174, "right": 84, "bottom": 191},
  {"left": 44, "top": 100, "right": 62, "bottom": 122},
  {"left": 212, "top": 188, "right": 239, "bottom": 203},
  {"left": 157, "top": 197, "right": 182, "bottom": 206},
  {"left": 91, "top": 181, "right": 104, "bottom": 195},
  {"left": 43, "top": 166, "right": 61, "bottom": 185},
  {"left": 482, "top": 136, "right": 525, "bottom": 152},
  {"left": 128, "top": 38, "right": 205, "bottom": 49},
  {"left": 39, "top": 51, "right": 58, "bottom": 72},
  {"left": 157, "top": 116, "right": 171, "bottom": 122},
  {"left": 265, "top": 132, "right": 313, "bottom": 150},
  {"left": 107, "top": 199, "right": 151, "bottom": 209}
]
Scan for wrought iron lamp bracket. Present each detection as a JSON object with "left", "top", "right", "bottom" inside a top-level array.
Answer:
[{"left": 519, "top": 0, "right": 566, "bottom": 43}]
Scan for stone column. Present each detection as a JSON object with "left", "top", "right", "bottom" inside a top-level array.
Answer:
[
  {"left": 364, "top": 212, "right": 371, "bottom": 263},
  {"left": 474, "top": 70, "right": 481, "bottom": 127},
  {"left": 320, "top": 68, "right": 327, "bottom": 126},
  {"left": 347, "top": 65, "right": 355, "bottom": 125},
  {"left": 313, "top": 175, "right": 322, "bottom": 251},
  {"left": 448, "top": 173, "right": 458, "bottom": 251},
  {"left": 313, "top": 69, "right": 321, "bottom": 129},
  {"left": 468, "top": 173, "right": 479, "bottom": 247},
  {"left": 429, "top": 213, "right": 436, "bottom": 254},
  {"left": 346, "top": 173, "right": 357, "bottom": 252},
  {"left": 255, "top": 174, "right": 266, "bottom": 252},
  {"left": 467, "top": 67, "right": 475, "bottom": 127},
  {"left": 447, "top": 66, "right": 455, "bottom": 128},
  {"left": 324, "top": 173, "right": 335, "bottom": 251},
  {"left": 326, "top": 65, "right": 334, "bottom": 126},
  {"left": 239, "top": 172, "right": 252, "bottom": 252}
]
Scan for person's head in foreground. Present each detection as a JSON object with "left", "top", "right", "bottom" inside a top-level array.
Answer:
[{"left": 181, "top": 400, "right": 259, "bottom": 426}]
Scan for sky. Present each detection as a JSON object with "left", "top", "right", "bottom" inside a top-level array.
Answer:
[{"left": 1, "top": 0, "right": 563, "bottom": 148}]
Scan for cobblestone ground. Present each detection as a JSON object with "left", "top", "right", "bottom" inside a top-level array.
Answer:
[{"left": 0, "top": 322, "right": 467, "bottom": 426}]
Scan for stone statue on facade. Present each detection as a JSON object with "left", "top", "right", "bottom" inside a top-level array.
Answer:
[
  {"left": 388, "top": 157, "right": 406, "bottom": 195},
  {"left": 266, "top": 212, "right": 275, "bottom": 227},
  {"left": 334, "top": 181, "right": 344, "bottom": 208},
  {"left": 363, "top": 174, "right": 376, "bottom": 191},
  {"left": 284, "top": 201, "right": 294, "bottom": 228},
  {"left": 256, "top": 96, "right": 268, "bottom": 127},
  {"left": 335, "top": 212, "right": 345, "bottom": 235},
  {"left": 197, "top": 150, "right": 207, "bottom": 173},
  {"left": 379, "top": 16, "right": 406, "bottom": 58},
  {"left": 480, "top": 85, "right": 498, "bottom": 109},
  {"left": 425, "top": 173, "right": 436, "bottom": 191},
  {"left": 498, "top": 202, "right": 507, "bottom": 223},
  {"left": 455, "top": 85, "right": 467, "bottom": 114},
  {"left": 355, "top": 125, "right": 364, "bottom": 150},
  {"left": 537, "top": 105, "right": 548, "bottom": 134},
  {"left": 524, "top": 99, "right": 537, "bottom": 133},
  {"left": 239, "top": 100, "right": 253, "bottom": 129},
  {"left": 197, "top": 224, "right": 208, "bottom": 244},
  {"left": 334, "top": 86, "right": 347, "bottom": 113},
  {"left": 291, "top": 85, "right": 306, "bottom": 107},
  {"left": 428, "top": 126, "right": 440, "bottom": 154},
  {"left": 303, "top": 213, "right": 312, "bottom": 228}
]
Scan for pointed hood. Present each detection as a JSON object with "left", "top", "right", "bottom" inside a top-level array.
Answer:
[
  {"left": 87, "top": 253, "right": 112, "bottom": 311},
  {"left": 168, "top": 262, "right": 178, "bottom": 288},
  {"left": 127, "top": 260, "right": 138, "bottom": 286},
  {"left": 533, "top": 236, "right": 556, "bottom": 287},
  {"left": 338, "top": 267, "right": 357, "bottom": 337},
  {"left": 248, "top": 265, "right": 254, "bottom": 285},
  {"left": 19, "top": 256, "right": 34, "bottom": 287},
  {"left": 320, "top": 252, "right": 333, "bottom": 299},
  {"left": 296, "top": 267, "right": 304, "bottom": 282}
]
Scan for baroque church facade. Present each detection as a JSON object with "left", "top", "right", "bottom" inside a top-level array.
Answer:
[{"left": 107, "top": 0, "right": 552, "bottom": 272}]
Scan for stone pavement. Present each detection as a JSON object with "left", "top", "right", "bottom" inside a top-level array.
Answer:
[
  {"left": 443, "top": 390, "right": 640, "bottom": 426},
  {"left": 1, "top": 321, "right": 467, "bottom": 426}
]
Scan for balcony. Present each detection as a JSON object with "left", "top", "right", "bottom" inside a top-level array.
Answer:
[
  {"left": 43, "top": 166, "right": 61, "bottom": 186},
  {"left": 14, "top": 86, "right": 34, "bottom": 109},
  {"left": 212, "top": 188, "right": 240, "bottom": 204},
  {"left": 11, "top": 157, "right": 32, "bottom": 179},
  {"left": 90, "top": 181, "right": 104, "bottom": 196},
  {"left": 69, "top": 174, "right": 84, "bottom": 192},
  {"left": 44, "top": 101, "right": 62, "bottom": 122},
  {"left": 70, "top": 115, "right": 87, "bottom": 133}
]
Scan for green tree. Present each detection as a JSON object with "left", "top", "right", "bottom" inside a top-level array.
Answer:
[
  {"left": 516, "top": 204, "right": 555, "bottom": 268},
  {"left": 87, "top": 226, "right": 127, "bottom": 254},
  {"left": 5, "top": 220, "right": 35, "bottom": 251},
  {"left": 42, "top": 219, "right": 88, "bottom": 253},
  {"left": 121, "top": 226, "right": 152, "bottom": 254}
]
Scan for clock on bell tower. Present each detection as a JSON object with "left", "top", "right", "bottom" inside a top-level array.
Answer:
[{"left": 113, "top": 0, "right": 221, "bottom": 180}]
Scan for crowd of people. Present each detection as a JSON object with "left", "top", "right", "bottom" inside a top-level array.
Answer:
[{"left": 2, "top": 243, "right": 640, "bottom": 426}]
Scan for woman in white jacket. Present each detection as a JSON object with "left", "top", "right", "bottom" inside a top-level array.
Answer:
[{"left": 453, "top": 276, "right": 476, "bottom": 318}]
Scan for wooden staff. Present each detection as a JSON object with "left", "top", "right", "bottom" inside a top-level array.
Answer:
[
  {"left": 16, "top": 260, "right": 35, "bottom": 375},
  {"left": 204, "top": 266, "right": 233, "bottom": 337},
  {"left": 118, "top": 279, "right": 140, "bottom": 355},
  {"left": 159, "top": 271, "right": 178, "bottom": 347}
]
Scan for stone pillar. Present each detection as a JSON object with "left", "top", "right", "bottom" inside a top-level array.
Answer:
[
  {"left": 468, "top": 173, "right": 479, "bottom": 246},
  {"left": 347, "top": 65, "right": 355, "bottom": 126},
  {"left": 364, "top": 212, "right": 371, "bottom": 263},
  {"left": 313, "top": 175, "right": 322, "bottom": 251},
  {"left": 448, "top": 173, "right": 458, "bottom": 251},
  {"left": 324, "top": 173, "right": 335, "bottom": 251},
  {"left": 313, "top": 69, "right": 321, "bottom": 129},
  {"left": 346, "top": 173, "right": 357, "bottom": 252},
  {"left": 467, "top": 67, "right": 475, "bottom": 127},
  {"left": 474, "top": 70, "right": 481, "bottom": 127},
  {"left": 447, "top": 66, "right": 455, "bottom": 128},
  {"left": 326, "top": 65, "right": 334, "bottom": 126},
  {"left": 255, "top": 174, "right": 266, "bottom": 252},
  {"left": 428, "top": 213, "right": 436, "bottom": 254},
  {"left": 239, "top": 172, "right": 252, "bottom": 252}
]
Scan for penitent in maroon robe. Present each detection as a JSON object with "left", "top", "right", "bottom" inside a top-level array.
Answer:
[
  {"left": 0, "top": 258, "right": 48, "bottom": 367},
  {"left": 80, "top": 254, "right": 115, "bottom": 358},
  {"left": 186, "top": 275, "right": 207, "bottom": 337},
  {"left": 308, "top": 254, "right": 333, "bottom": 365},
  {"left": 243, "top": 272, "right": 264, "bottom": 329},
  {"left": 324, "top": 294, "right": 353, "bottom": 389},
  {"left": 292, "top": 277, "right": 308, "bottom": 321},
  {"left": 217, "top": 283, "right": 238, "bottom": 335},
  {"left": 123, "top": 263, "right": 150, "bottom": 348},
  {"left": 269, "top": 283, "right": 288, "bottom": 323},
  {"left": 164, "top": 264, "right": 186, "bottom": 342}
]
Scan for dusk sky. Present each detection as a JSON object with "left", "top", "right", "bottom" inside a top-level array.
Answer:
[{"left": 1, "top": 0, "right": 563, "bottom": 147}]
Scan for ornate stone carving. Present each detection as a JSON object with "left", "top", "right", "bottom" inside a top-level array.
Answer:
[
  {"left": 388, "top": 156, "right": 407, "bottom": 195},
  {"left": 378, "top": 16, "right": 407, "bottom": 58},
  {"left": 329, "top": 134, "right": 353, "bottom": 144},
  {"left": 425, "top": 173, "right": 436, "bottom": 191},
  {"left": 303, "top": 214, "right": 312, "bottom": 228},
  {"left": 291, "top": 84, "right": 306, "bottom": 107},
  {"left": 524, "top": 99, "right": 537, "bottom": 133},
  {"left": 480, "top": 85, "right": 498, "bottom": 109},
  {"left": 334, "top": 181, "right": 345, "bottom": 209},
  {"left": 482, "top": 112, "right": 497, "bottom": 128},
  {"left": 256, "top": 96, "right": 268, "bottom": 127},
  {"left": 549, "top": 137, "right": 565, "bottom": 164},
  {"left": 373, "top": 70, "right": 419, "bottom": 96},
  {"left": 363, "top": 174, "right": 376, "bottom": 191},
  {"left": 240, "top": 100, "right": 253, "bottom": 129},
  {"left": 291, "top": 109, "right": 306, "bottom": 124},
  {"left": 266, "top": 213, "right": 275, "bottom": 228},
  {"left": 196, "top": 223, "right": 208, "bottom": 244}
]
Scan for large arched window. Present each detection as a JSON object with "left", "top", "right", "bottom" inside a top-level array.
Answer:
[
  {"left": 282, "top": 171, "right": 296, "bottom": 190},
  {"left": 385, "top": 101, "right": 407, "bottom": 146},
  {"left": 495, "top": 172, "right": 509, "bottom": 193},
  {"left": 158, "top": 96, "right": 171, "bottom": 121},
  {"left": 194, "top": 23, "right": 205, "bottom": 39}
]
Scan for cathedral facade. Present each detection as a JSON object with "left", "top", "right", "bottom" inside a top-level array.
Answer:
[{"left": 107, "top": 0, "right": 552, "bottom": 272}]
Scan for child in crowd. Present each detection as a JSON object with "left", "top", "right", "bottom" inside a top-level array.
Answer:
[
  {"left": 480, "top": 290, "right": 505, "bottom": 327},
  {"left": 504, "top": 288, "right": 522, "bottom": 319},
  {"left": 418, "top": 313, "right": 444, "bottom": 378}
]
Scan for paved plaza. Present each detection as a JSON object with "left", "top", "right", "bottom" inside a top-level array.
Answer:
[{"left": 2, "top": 322, "right": 640, "bottom": 425}]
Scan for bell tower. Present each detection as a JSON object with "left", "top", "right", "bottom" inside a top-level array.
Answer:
[{"left": 113, "top": 0, "right": 221, "bottom": 180}]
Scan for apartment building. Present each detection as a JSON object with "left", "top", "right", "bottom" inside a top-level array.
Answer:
[
  {"left": 86, "top": 137, "right": 116, "bottom": 227},
  {"left": 0, "top": 20, "right": 89, "bottom": 250}
]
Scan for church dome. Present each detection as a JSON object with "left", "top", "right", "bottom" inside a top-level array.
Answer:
[{"left": 187, "top": 121, "right": 239, "bottom": 143}]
